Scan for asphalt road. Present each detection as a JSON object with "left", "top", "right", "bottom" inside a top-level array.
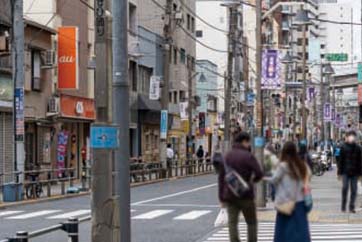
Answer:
[{"left": 0, "top": 174, "right": 220, "bottom": 242}]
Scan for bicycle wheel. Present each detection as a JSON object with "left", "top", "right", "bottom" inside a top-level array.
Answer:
[
  {"left": 35, "top": 184, "right": 43, "bottom": 198},
  {"left": 25, "top": 185, "right": 33, "bottom": 199}
]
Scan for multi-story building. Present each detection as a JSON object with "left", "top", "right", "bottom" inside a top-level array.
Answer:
[
  {"left": 138, "top": 0, "right": 196, "bottom": 158},
  {"left": 196, "top": 59, "right": 220, "bottom": 154}
]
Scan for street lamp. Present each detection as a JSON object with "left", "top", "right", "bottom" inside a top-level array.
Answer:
[{"left": 293, "top": 8, "right": 311, "bottom": 142}]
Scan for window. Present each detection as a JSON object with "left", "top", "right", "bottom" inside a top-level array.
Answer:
[
  {"left": 196, "top": 30, "right": 203, "bottom": 38},
  {"left": 180, "top": 48, "right": 186, "bottom": 64},
  {"left": 139, "top": 66, "right": 153, "bottom": 94},
  {"left": 187, "top": 14, "right": 191, "bottom": 30},
  {"left": 129, "top": 3, "right": 137, "bottom": 33},
  {"left": 191, "top": 17, "right": 195, "bottom": 33},
  {"left": 321, "top": 44, "right": 325, "bottom": 49},
  {"left": 173, "top": 48, "right": 177, "bottom": 64},
  {"left": 179, "top": 90, "right": 186, "bottom": 102},
  {"left": 173, "top": 91, "right": 178, "bottom": 104},
  {"left": 32, "top": 50, "right": 41, "bottom": 91},
  {"left": 169, "top": 92, "right": 172, "bottom": 102},
  {"left": 129, "top": 61, "right": 137, "bottom": 92}
]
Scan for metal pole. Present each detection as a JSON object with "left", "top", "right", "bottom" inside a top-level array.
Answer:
[
  {"left": 187, "top": 60, "right": 193, "bottom": 163},
  {"left": 224, "top": 6, "right": 237, "bottom": 152},
  {"left": 112, "top": 0, "right": 130, "bottom": 241},
  {"left": 301, "top": 23, "right": 307, "bottom": 142},
  {"left": 160, "top": 0, "right": 173, "bottom": 173},
  {"left": 320, "top": 63, "right": 325, "bottom": 143},
  {"left": 326, "top": 75, "right": 331, "bottom": 142},
  {"left": 12, "top": 0, "right": 25, "bottom": 184},
  {"left": 92, "top": 0, "right": 113, "bottom": 241},
  {"left": 255, "top": 0, "right": 265, "bottom": 207}
]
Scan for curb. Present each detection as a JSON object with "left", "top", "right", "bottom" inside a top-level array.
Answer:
[{"left": 0, "top": 171, "right": 214, "bottom": 209}]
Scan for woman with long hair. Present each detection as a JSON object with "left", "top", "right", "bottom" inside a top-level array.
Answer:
[{"left": 270, "top": 141, "right": 311, "bottom": 242}]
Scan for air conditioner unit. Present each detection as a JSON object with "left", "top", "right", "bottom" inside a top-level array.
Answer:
[
  {"left": 42, "top": 50, "right": 55, "bottom": 67},
  {"left": 47, "top": 97, "right": 60, "bottom": 115},
  {"left": 175, "top": 12, "right": 183, "bottom": 21}
]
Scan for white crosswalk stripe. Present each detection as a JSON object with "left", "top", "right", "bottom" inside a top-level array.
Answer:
[
  {"left": 0, "top": 211, "right": 24, "bottom": 217},
  {"left": 6, "top": 210, "right": 61, "bottom": 219},
  {"left": 132, "top": 209, "right": 174, "bottom": 219},
  {"left": 47, "top": 209, "right": 91, "bottom": 219},
  {"left": 174, "top": 210, "right": 212, "bottom": 220},
  {"left": 203, "top": 223, "right": 362, "bottom": 241}
]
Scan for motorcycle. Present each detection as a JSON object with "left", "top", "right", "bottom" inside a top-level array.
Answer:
[{"left": 311, "top": 152, "right": 324, "bottom": 176}]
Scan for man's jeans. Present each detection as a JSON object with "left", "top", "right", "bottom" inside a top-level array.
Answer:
[
  {"left": 227, "top": 200, "right": 257, "bottom": 242},
  {"left": 342, "top": 175, "right": 358, "bottom": 211}
]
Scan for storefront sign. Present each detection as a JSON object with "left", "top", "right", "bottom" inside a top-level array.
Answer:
[
  {"left": 90, "top": 125, "right": 119, "bottom": 149},
  {"left": 15, "top": 88, "right": 24, "bottom": 141},
  {"left": 95, "top": 0, "right": 106, "bottom": 40},
  {"left": 58, "top": 26, "right": 79, "bottom": 89},
  {"left": 149, "top": 76, "right": 161, "bottom": 100},
  {"left": 262, "top": 49, "right": 281, "bottom": 90},
  {"left": 358, "top": 85, "right": 362, "bottom": 105},
  {"left": 307, "top": 87, "right": 315, "bottom": 102},
  {"left": 324, "top": 103, "right": 332, "bottom": 121},
  {"left": 160, "top": 110, "right": 168, "bottom": 139},
  {"left": 179, "top": 102, "right": 188, "bottom": 120},
  {"left": 60, "top": 94, "right": 95, "bottom": 120},
  {"left": 57, "top": 131, "right": 69, "bottom": 178}
]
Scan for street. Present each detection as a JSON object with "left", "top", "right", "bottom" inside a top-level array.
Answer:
[{"left": 2, "top": 170, "right": 362, "bottom": 242}]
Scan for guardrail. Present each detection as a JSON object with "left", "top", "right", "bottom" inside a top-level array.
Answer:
[
  {"left": 0, "top": 158, "right": 214, "bottom": 203},
  {"left": 0, "top": 216, "right": 91, "bottom": 242}
]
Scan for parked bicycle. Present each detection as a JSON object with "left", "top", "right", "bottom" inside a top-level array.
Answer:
[{"left": 24, "top": 172, "right": 43, "bottom": 199}]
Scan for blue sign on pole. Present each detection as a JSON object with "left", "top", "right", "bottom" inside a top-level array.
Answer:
[
  {"left": 160, "top": 110, "right": 168, "bottom": 139},
  {"left": 254, "top": 137, "right": 265, "bottom": 148},
  {"left": 358, "top": 63, "right": 362, "bottom": 83},
  {"left": 90, "top": 125, "right": 120, "bottom": 149},
  {"left": 15, "top": 88, "right": 24, "bottom": 141},
  {"left": 247, "top": 92, "right": 255, "bottom": 106}
]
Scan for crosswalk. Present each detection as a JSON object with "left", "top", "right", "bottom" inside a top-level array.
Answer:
[
  {"left": 0, "top": 208, "right": 214, "bottom": 221},
  {"left": 202, "top": 222, "right": 362, "bottom": 241}
]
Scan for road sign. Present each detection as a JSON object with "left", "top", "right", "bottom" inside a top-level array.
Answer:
[
  {"left": 326, "top": 53, "right": 348, "bottom": 62},
  {"left": 160, "top": 110, "right": 168, "bottom": 139},
  {"left": 90, "top": 125, "right": 120, "bottom": 149}
]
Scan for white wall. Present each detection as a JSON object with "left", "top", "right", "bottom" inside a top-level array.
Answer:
[{"left": 23, "top": 0, "right": 58, "bottom": 28}]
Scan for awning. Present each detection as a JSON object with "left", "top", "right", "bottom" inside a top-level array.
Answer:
[{"left": 138, "top": 95, "right": 161, "bottom": 111}]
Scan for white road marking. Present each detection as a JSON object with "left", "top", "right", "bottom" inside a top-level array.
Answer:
[
  {"left": 134, "top": 203, "right": 219, "bottom": 208},
  {"left": 47, "top": 210, "right": 90, "bottom": 219},
  {"left": 132, "top": 209, "right": 174, "bottom": 219},
  {"left": 0, "top": 211, "right": 24, "bottom": 217},
  {"left": 174, "top": 210, "right": 212, "bottom": 220},
  {"left": 6, "top": 210, "right": 61, "bottom": 219},
  {"left": 132, "top": 183, "right": 217, "bottom": 205},
  {"left": 203, "top": 222, "right": 362, "bottom": 241}
]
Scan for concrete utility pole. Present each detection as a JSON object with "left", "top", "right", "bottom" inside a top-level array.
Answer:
[
  {"left": 255, "top": 0, "right": 265, "bottom": 207},
  {"left": 92, "top": 0, "right": 113, "bottom": 241},
  {"left": 160, "top": 0, "right": 173, "bottom": 168},
  {"left": 187, "top": 58, "right": 193, "bottom": 161},
  {"left": 112, "top": 0, "right": 130, "bottom": 241},
  {"left": 320, "top": 63, "right": 325, "bottom": 143},
  {"left": 224, "top": 6, "right": 238, "bottom": 151},
  {"left": 12, "top": 0, "right": 25, "bottom": 183}
]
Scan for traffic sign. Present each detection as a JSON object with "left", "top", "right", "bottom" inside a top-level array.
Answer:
[{"left": 90, "top": 125, "right": 120, "bottom": 149}]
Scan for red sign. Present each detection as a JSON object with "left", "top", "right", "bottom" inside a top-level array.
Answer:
[
  {"left": 60, "top": 94, "right": 95, "bottom": 120},
  {"left": 58, "top": 27, "right": 78, "bottom": 89}
]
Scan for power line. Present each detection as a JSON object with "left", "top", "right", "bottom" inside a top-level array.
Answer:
[
  {"left": 79, "top": 0, "right": 94, "bottom": 10},
  {"left": 178, "top": 0, "right": 228, "bottom": 34}
]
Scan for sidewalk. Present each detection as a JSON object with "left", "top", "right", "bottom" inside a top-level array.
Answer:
[{"left": 258, "top": 167, "right": 362, "bottom": 223}]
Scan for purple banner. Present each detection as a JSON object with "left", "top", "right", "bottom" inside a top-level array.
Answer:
[
  {"left": 307, "top": 87, "right": 315, "bottom": 102},
  {"left": 262, "top": 49, "right": 281, "bottom": 90},
  {"left": 324, "top": 104, "right": 331, "bottom": 121},
  {"left": 335, "top": 113, "right": 342, "bottom": 127},
  {"left": 331, "top": 108, "right": 335, "bottom": 121}
]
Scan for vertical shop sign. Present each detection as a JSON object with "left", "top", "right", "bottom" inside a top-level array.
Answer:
[
  {"left": 57, "top": 131, "right": 69, "bottom": 178},
  {"left": 160, "top": 110, "right": 168, "bottom": 139},
  {"left": 262, "top": 49, "right": 281, "bottom": 90},
  {"left": 58, "top": 27, "right": 79, "bottom": 89},
  {"left": 199, "top": 112, "right": 206, "bottom": 136},
  {"left": 15, "top": 88, "right": 24, "bottom": 141}
]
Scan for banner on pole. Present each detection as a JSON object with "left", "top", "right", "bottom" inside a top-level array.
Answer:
[
  {"left": 307, "top": 87, "right": 315, "bottom": 102},
  {"left": 199, "top": 112, "right": 206, "bottom": 136},
  {"left": 335, "top": 113, "right": 342, "bottom": 127},
  {"left": 160, "top": 110, "right": 168, "bottom": 139},
  {"left": 331, "top": 108, "right": 335, "bottom": 121},
  {"left": 15, "top": 88, "right": 24, "bottom": 141},
  {"left": 262, "top": 49, "right": 281, "bottom": 90},
  {"left": 179, "top": 102, "right": 188, "bottom": 120},
  {"left": 358, "top": 63, "right": 362, "bottom": 83},
  {"left": 324, "top": 103, "right": 332, "bottom": 121},
  {"left": 149, "top": 76, "right": 161, "bottom": 100}
]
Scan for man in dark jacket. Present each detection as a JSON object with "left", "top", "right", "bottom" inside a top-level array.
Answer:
[
  {"left": 218, "top": 132, "right": 264, "bottom": 242},
  {"left": 338, "top": 130, "right": 362, "bottom": 213}
]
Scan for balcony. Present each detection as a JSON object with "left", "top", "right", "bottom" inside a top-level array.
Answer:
[{"left": 281, "top": 21, "right": 290, "bottom": 31}]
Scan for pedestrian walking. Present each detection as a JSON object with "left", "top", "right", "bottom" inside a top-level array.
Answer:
[
  {"left": 268, "top": 141, "right": 311, "bottom": 242},
  {"left": 166, "top": 144, "right": 174, "bottom": 169},
  {"left": 337, "top": 130, "right": 362, "bottom": 213},
  {"left": 218, "top": 132, "right": 264, "bottom": 242},
  {"left": 298, "top": 142, "right": 313, "bottom": 170},
  {"left": 196, "top": 145, "right": 204, "bottom": 160}
]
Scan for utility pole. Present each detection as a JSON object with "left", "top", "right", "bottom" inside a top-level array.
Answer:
[
  {"left": 301, "top": 23, "right": 307, "bottom": 142},
  {"left": 224, "top": 5, "right": 238, "bottom": 151},
  {"left": 12, "top": 0, "right": 25, "bottom": 184},
  {"left": 187, "top": 58, "right": 194, "bottom": 161},
  {"left": 113, "top": 0, "right": 130, "bottom": 241},
  {"left": 160, "top": 0, "right": 173, "bottom": 169},
  {"left": 92, "top": 0, "right": 113, "bottom": 241},
  {"left": 320, "top": 63, "right": 325, "bottom": 143},
  {"left": 255, "top": 0, "right": 265, "bottom": 207}
]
